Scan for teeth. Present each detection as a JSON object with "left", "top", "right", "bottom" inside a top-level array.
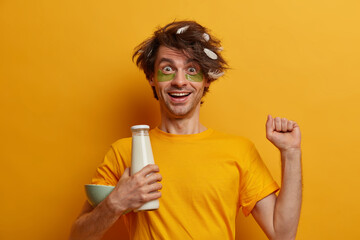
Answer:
[{"left": 169, "top": 92, "right": 190, "bottom": 97}]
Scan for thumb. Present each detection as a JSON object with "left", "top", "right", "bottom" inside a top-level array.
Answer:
[
  {"left": 119, "top": 167, "right": 130, "bottom": 180},
  {"left": 266, "top": 114, "right": 274, "bottom": 137},
  {"left": 116, "top": 168, "right": 130, "bottom": 187}
]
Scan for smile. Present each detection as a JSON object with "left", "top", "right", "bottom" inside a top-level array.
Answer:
[
  {"left": 168, "top": 92, "right": 191, "bottom": 98},
  {"left": 167, "top": 92, "right": 192, "bottom": 103}
]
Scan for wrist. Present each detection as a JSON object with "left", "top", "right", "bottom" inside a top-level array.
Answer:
[
  {"left": 280, "top": 148, "right": 301, "bottom": 160},
  {"left": 281, "top": 147, "right": 301, "bottom": 154},
  {"left": 103, "top": 193, "right": 127, "bottom": 217}
]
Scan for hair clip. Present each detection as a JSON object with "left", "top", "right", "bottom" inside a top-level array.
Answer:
[
  {"left": 208, "top": 70, "right": 224, "bottom": 79},
  {"left": 217, "top": 47, "right": 223, "bottom": 52},
  {"left": 204, "top": 48, "right": 218, "bottom": 60},
  {"left": 176, "top": 25, "right": 189, "bottom": 34},
  {"left": 147, "top": 49, "right": 153, "bottom": 57},
  {"left": 202, "top": 33, "right": 210, "bottom": 42}
]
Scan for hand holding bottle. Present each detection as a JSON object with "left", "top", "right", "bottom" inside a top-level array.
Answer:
[{"left": 105, "top": 164, "right": 162, "bottom": 216}]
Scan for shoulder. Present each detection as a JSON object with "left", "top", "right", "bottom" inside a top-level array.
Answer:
[
  {"left": 107, "top": 137, "right": 132, "bottom": 157},
  {"left": 112, "top": 137, "right": 132, "bottom": 148},
  {"left": 210, "top": 129, "right": 255, "bottom": 149},
  {"left": 206, "top": 129, "right": 263, "bottom": 169}
]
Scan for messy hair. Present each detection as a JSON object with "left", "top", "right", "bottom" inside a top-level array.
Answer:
[{"left": 132, "top": 20, "right": 228, "bottom": 99}]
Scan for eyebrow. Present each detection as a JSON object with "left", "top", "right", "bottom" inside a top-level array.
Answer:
[
  {"left": 158, "top": 58, "right": 174, "bottom": 65},
  {"left": 186, "top": 58, "right": 197, "bottom": 64}
]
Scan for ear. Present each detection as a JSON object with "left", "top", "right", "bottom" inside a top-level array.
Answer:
[
  {"left": 204, "top": 78, "right": 211, "bottom": 87},
  {"left": 149, "top": 75, "right": 155, "bottom": 86}
]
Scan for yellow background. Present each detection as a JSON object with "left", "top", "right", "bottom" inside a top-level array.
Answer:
[{"left": 1, "top": 0, "right": 360, "bottom": 239}]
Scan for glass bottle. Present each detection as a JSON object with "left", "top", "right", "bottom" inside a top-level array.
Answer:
[{"left": 131, "top": 125, "right": 159, "bottom": 211}]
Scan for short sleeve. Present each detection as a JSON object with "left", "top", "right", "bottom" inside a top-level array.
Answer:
[
  {"left": 91, "top": 146, "right": 121, "bottom": 186},
  {"left": 238, "top": 144, "right": 279, "bottom": 216}
]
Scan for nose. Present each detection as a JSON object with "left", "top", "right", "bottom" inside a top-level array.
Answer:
[{"left": 171, "top": 70, "right": 188, "bottom": 87}]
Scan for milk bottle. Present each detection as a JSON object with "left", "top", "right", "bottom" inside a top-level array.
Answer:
[{"left": 130, "top": 125, "right": 159, "bottom": 211}]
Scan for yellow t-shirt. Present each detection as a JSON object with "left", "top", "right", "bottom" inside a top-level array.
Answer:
[{"left": 91, "top": 127, "right": 279, "bottom": 239}]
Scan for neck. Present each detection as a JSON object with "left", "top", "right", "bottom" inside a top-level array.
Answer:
[{"left": 158, "top": 104, "right": 207, "bottom": 135}]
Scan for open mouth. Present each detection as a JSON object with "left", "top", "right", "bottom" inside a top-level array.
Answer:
[
  {"left": 167, "top": 92, "right": 191, "bottom": 102},
  {"left": 168, "top": 92, "right": 191, "bottom": 98}
]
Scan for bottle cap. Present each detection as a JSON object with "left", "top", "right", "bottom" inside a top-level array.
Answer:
[{"left": 131, "top": 125, "right": 150, "bottom": 131}]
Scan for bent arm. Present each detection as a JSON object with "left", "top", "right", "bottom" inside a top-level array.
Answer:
[
  {"left": 69, "top": 165, "right": 162, "bottom": 240},
  {"left": 69, "top": 200, "right": 123, "bottom": 240},
  {"left": 252, "top": 149, "right": 302, "bottom": 240},
  {"left": 252, "top": 115, "right": 302, "bottom": 240}
]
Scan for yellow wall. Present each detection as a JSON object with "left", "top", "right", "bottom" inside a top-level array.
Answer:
[{"left": 1, "top": 0, "right": 360, "bottom": 239}]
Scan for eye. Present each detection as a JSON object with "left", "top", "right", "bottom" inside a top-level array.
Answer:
[
  {"left": 188, "top": 67, "right": 197, "bottom": 74},
  {"left": 163, "top": 66, "right": 173, "bottom": 73}
]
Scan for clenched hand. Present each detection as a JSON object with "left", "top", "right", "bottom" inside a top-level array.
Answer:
[{"left": 266, "top": 115, "right": 301, "bottom": 152}]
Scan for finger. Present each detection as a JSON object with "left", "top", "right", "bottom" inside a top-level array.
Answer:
[
  {"left": 275, "top": 117, "right": 282, "bottom": 132},
  {"left": 146, "top": 191, "right": 162, "bottom": 201},
  {"left": 272, "top": 116, "right": 275, "bottom": 130},
  {"left": 293, "top": 121, "right": 301, "bottom": 136},
  {"left": 287, "top": 120, "right": 294, "bottom": 131},
  {"left": 138, "top": 164, "right": 159, "bottom": 178},
  {"left": 266, "top": 115, "right": 274, "bottom": 137},
  {"left": 121, "top": 168, "right": 130, "bottom": 179},
  {"left": 145, "top": 173, "right": 162, "bottom": 184},
  {"left": 116, "top": 168, "right": 130, "bottom": 187},
  {"left": 144, "top": 182, "right": 163, "bottom": 193},
  {"left": 281, "top": 118, "right": 288, "bottom": 132}
]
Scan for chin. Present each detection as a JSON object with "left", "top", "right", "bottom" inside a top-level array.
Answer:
[
  {"left": 169, "top": 108, "right": 191, "bottom": 117},
  {"left": 167, "top": 104, "right": 199, "bottom": 118}
]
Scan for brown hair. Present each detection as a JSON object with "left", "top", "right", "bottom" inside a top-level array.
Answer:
[{"left": 132, "top": 20, "right": 228, "bottom": 100}]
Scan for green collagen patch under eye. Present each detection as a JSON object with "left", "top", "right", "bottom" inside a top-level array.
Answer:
[
  {"left": 157, "top": 70, "right": 175, "bottom": 82},
  {"left": 185, "top": 72, "right": 203, "bottom": 82}
]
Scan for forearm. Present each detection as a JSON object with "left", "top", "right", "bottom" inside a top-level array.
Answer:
[
  {"left": 273, "top": 148, "right": 302, "bottom": 239},
  {"left": 69, "top": 200, "right": 123, "bottom": 240}
]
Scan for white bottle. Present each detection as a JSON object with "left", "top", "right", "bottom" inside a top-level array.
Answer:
[{"left": 130, "top": 125, "right": 159, "bottom": 211}]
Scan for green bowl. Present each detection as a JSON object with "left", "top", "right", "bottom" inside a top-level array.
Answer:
[{"left": 85, "top": 184, "right": 115, "bottom": 207}]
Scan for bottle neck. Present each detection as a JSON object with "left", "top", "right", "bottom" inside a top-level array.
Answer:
[{"left": 131, "top": 129, "right": 149, "bottom": 137}]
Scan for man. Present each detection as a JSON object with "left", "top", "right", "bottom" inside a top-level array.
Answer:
[{"left": 70, "top": 21, "right": 302, "bottom": 240}]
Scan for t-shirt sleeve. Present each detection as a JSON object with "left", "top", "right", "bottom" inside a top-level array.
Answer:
[
  {"left": 238, "top": 143, "right": 279, "bottom": 216},
  {"left": 91, "top": 145, "right": 124, "bottom": 186}
]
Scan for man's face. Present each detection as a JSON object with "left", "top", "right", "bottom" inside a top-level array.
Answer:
[{"left": 150, "top": 46, "right": 210, "bottom": 118}]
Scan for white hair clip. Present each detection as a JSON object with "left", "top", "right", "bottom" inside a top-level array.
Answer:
[
  {"left": 176, "top": 25, "right": 189, "bottom": 34},
  {"left": 204, "top": 48, "right": 218, "bottom": 60},
  {"left": 202, "top": 33, "right": 210, "bottom": 42},
  {"left": 217, "top": 46, "right": 223, "bottom": 52},
  {"left": 147, "top": 49, "right": 153, "bottom": 57},
  {"left": 208, "top": 70, "right": 224, "bottom": 79}
]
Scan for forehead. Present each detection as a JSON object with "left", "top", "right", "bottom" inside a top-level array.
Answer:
[{"left": 155, "top": 46, "right": 194, "bottom": 65}]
